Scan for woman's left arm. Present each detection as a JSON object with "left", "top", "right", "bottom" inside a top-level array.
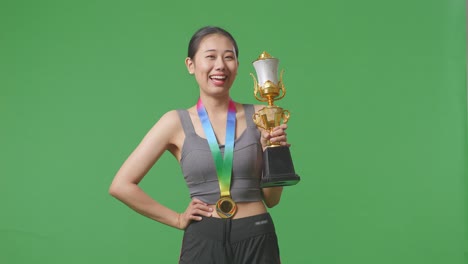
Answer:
[
  {"left": 262, "top": 187, "right": 283, "bottom": 208},
  {"left": 259, "top": 123, "right": 289, "bottom": 208}
]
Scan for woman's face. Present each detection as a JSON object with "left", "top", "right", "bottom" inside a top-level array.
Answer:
[{"left": 186, "top": 34, "right": 238, "bottom": 97}]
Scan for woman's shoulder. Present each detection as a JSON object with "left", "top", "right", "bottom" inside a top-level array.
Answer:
[
  {"left": 147, "top": 110, "right": 185, "bottom": 147},
  {"left": 153, "top": 110, "right": 183, "bottom": 130},
  {"left": 155, "top": 107, "right": 196, "bottom": 131},
  {"left": 159, "top": 109, "right": 179, "bottom": 121}
]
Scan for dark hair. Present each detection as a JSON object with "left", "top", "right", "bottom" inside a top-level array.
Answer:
[{"left": 187, "top": 26, "right": 239, "bottom": 59}]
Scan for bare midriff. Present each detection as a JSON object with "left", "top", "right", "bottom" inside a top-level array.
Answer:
[{"left": 208, "top": 201, "right": 267, "bottom": 219}]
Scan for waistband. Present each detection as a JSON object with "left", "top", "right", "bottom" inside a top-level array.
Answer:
[{"left": 185, "top": 213, "right": 276, "bottom": 243}]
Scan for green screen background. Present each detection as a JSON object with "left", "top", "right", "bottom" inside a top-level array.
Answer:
[{"left": 1, "top": 0, "right": 466, "bottom": 263}]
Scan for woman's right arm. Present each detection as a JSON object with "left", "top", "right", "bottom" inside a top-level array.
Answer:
[{"left": 109, "top": 110, "right": 212, "bottom": 230}]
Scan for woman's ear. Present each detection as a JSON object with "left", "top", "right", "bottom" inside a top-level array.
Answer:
[{"left": 185, "top": 57, "right": 194, "bottom": 75}]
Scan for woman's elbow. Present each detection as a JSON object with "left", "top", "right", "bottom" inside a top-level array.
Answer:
[
  {"left": 262, "top": 187, "right": 283, "bottom": 208},
  {"left": 108, "top": 184, "right": 119, "bottom": 198},
  {"left": 264, "top": 197, "right": 281, "bottom": 208},
  {"left": 109, "top": 182, "right": 126, "bottom": 199}
]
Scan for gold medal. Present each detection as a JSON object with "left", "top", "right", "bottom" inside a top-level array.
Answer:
[{"left": 216, "top": 196, "right": 237, "bottom": 218}]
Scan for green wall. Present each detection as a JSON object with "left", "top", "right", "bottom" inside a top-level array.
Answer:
[{"left": 1, "top": 0, "right": 466, "bottom": 263}]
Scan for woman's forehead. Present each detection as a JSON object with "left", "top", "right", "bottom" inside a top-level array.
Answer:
[{"left": 198, "top": 34, "right": 236, "bottom": 52}]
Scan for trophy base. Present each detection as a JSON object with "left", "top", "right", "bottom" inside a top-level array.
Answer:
[{"left": 261, "top": 146, "right": 300, "bottom": 188}]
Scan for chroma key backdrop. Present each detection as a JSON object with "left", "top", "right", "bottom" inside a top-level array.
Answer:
[{"left": 0, "top": 0, "right": 466, "bottom": 263}]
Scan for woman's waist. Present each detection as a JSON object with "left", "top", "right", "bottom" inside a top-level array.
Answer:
[
  {"left": 191, "top": 187, "right": 263, "bottom": 205},
  {"left": 208, "top": 201, "right": 266, "bottom": 219}
]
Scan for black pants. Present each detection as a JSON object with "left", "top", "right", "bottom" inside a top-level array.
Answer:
[{"left": 179, "top": 213, "right": 280, "bottom": 264}]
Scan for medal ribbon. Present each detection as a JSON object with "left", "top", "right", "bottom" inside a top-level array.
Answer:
[{"left": 197, "top": 98, "right": 236, "bottom": 198}]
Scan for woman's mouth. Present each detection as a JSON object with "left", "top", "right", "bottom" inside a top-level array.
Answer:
[
  {"left": 210, "top": 75, "right": 227, "bottom": 80},
  {"left": 209, "top": 75, "right": 227, "bottom": 85}
]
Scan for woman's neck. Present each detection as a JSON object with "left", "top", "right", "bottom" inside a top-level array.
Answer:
[{"left": 198, "top": 94, "right": 233, "bottom": 116}]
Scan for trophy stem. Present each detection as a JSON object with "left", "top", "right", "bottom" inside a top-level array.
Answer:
[{"left": 267, "top": 96, "right": 274, "bottom": 106}]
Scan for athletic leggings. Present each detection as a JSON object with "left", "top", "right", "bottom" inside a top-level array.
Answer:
[{"left": 179, "top": 213, "right": 281, "bottom": 264}]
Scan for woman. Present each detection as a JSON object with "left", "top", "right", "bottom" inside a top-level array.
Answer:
[{"left": 109, "top": 26, "right": 288, "bottom": 263}]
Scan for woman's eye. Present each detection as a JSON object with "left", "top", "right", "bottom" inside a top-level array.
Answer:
[
  {"left": 225, "top": 56, "right": 234, "bottom": 60},
  {"left": 206, "top": 55, "right": 215, "bottom": 59}
]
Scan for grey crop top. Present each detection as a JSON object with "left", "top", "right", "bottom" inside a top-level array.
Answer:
[{"left": 177, "top": 104, "right": 263, "bottom": 204}]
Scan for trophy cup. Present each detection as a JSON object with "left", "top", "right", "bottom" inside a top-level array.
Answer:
[{"left": 251, "top": 51, "right": 300, "bottom": 188}]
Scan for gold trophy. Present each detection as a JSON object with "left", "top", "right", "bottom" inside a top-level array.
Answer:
[{"left": 251, "top": 51, "right": 300, "bottom": 187}]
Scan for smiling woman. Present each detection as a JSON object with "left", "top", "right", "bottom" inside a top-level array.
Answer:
[
  {"left": 109, "top": 26, "right": 290, "bottom": 263},
  {"left": 185, "top": 31, "right": 239, "bottom": 99}
]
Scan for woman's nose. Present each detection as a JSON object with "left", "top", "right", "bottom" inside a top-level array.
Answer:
[{"left": 214, "top": 57, "right": 226, "bottom": 70}]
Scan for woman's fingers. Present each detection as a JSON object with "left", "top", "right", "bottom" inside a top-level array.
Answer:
[
  {"left": 178, "top": 199, "right": 214, "bottom": 229},
  {"left": 270, "top": 134, "right": 287, "bottom": 144},
  {"left": 191, "top": 206, "right": 213, "bottom": 218},
  {"left": 269, "top": 124, "right": 289, "bottom": 143},
  {"left": 191, "top": 199, "right": 213, "bottom": 214},
  {"left": 260, "top": 124, "right": 292, "bottom": 149},
  {"left": 273, "top": 124, "right": 288, "bottom": 132},
  {"left": 185, "top": 199, "right": 213, "bottom": 221},
  {"left": 262, "top": 130, "right": 271, "bottom": 140}
]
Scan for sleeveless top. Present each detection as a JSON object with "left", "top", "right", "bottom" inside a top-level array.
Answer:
[{"left": 177, "top": 104, "right": 263, "bottom": 204}]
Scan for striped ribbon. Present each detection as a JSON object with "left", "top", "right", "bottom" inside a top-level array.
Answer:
[{"left": 196, "top": 98, "right": 236, "bottom": 198}]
